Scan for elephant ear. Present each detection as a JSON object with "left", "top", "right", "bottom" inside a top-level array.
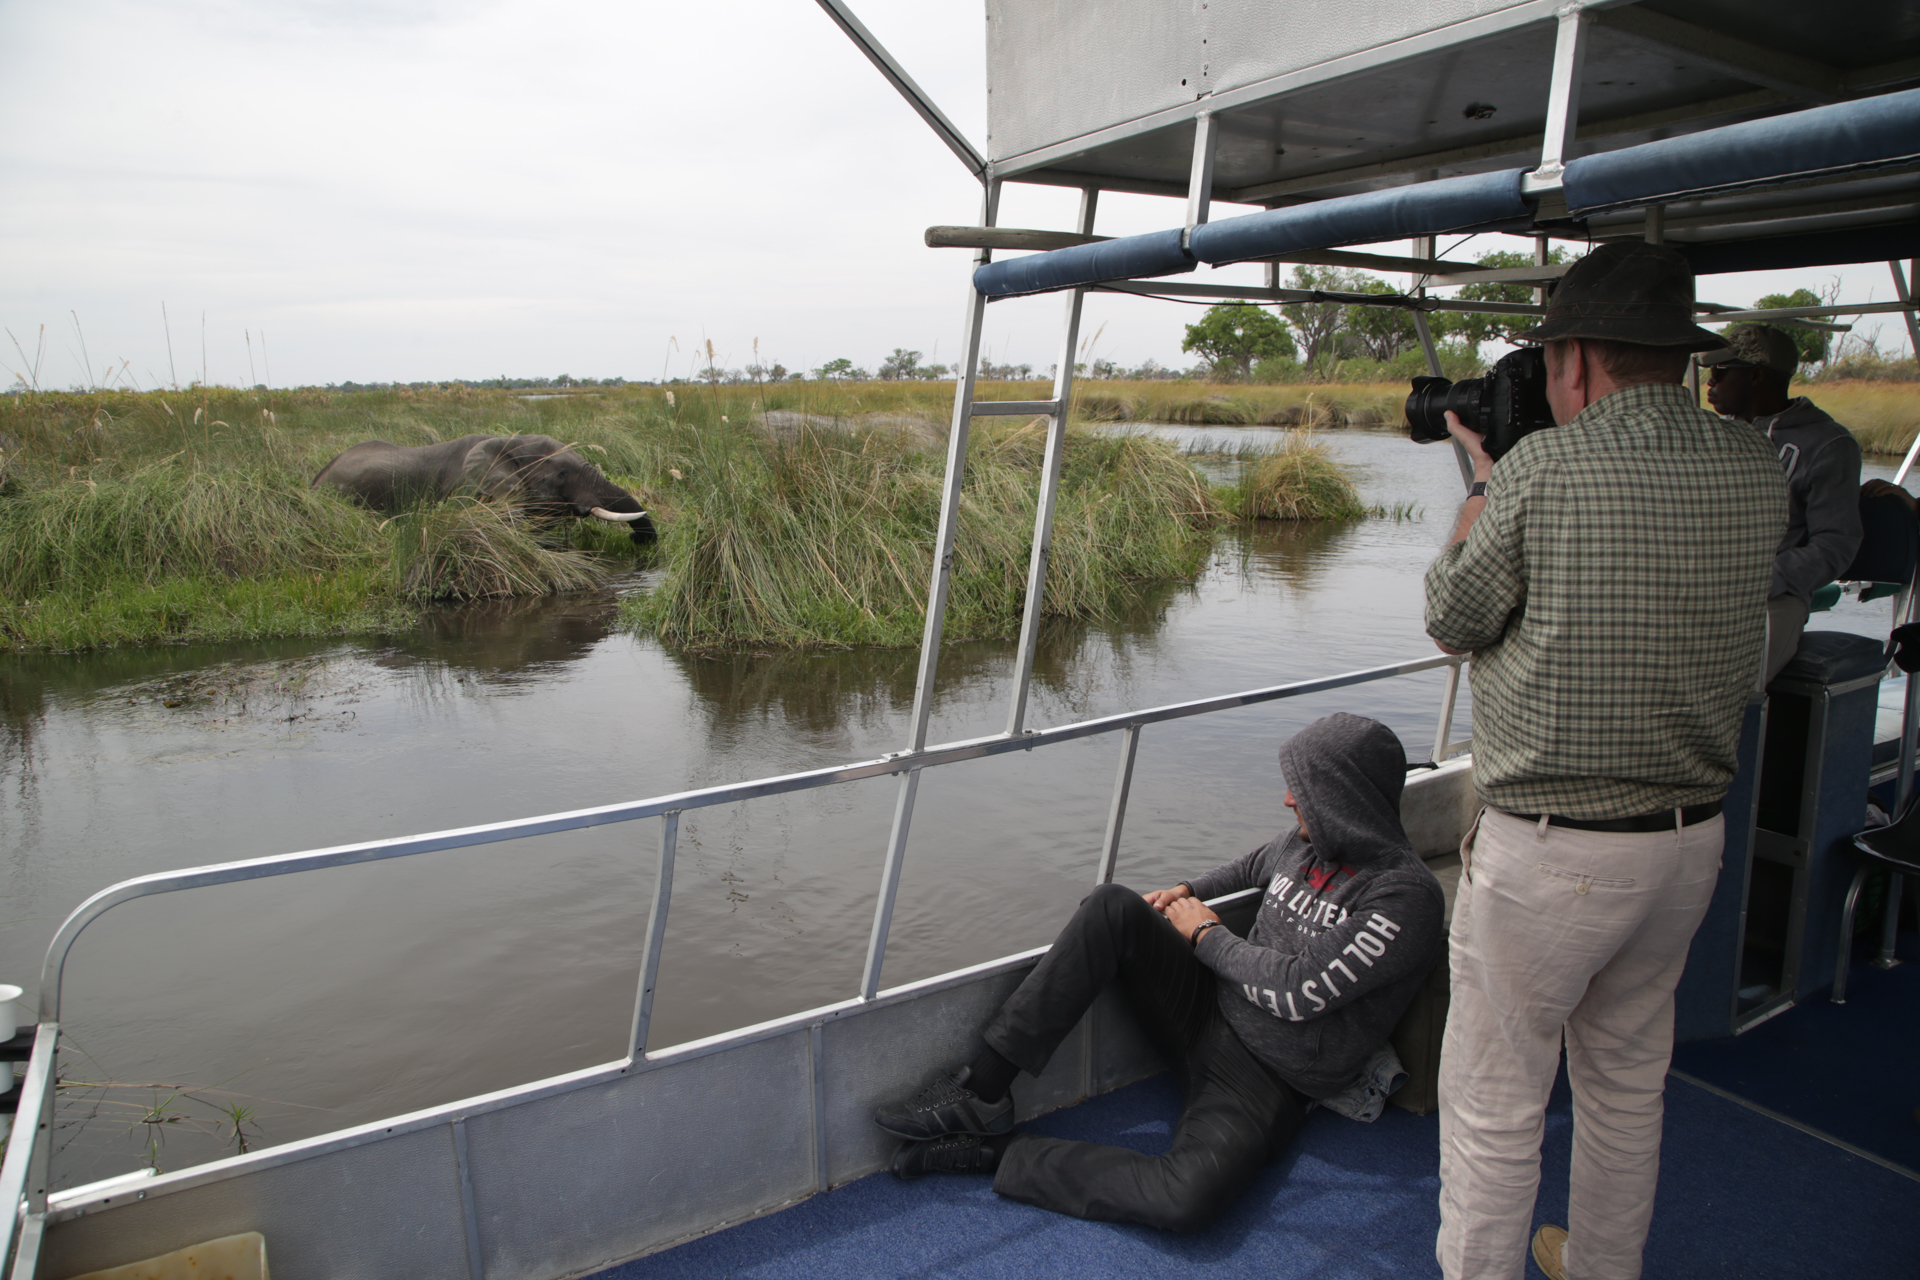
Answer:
[{"left": 460, "top": 436, "right": 530, "bottom": 500}]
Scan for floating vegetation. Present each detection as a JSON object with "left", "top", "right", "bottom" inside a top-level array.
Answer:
[
  {"left": 0, "top": 381, "right": 1403, "bottom": 653},
  {"left": 623, "top": 416, "right": 1222, "bottom": 651},
  {"left": 1218, "top": 432, "right": 1372, "bottom": 521}
]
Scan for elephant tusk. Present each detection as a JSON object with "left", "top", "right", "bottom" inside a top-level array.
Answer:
[{"left": 591, "top": 507, "right": 648, "bottom": 523}]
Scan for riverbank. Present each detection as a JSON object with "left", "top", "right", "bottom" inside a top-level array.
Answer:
[{"left": 0, "top": 383, "right": 1373, "bottom": 653}]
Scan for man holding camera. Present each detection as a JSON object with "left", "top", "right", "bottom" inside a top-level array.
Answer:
[
  {"left": 1422, "top": 242, "right": 1787, "bottom": 1280},
  {"left": 1702, "top": 323, "right": 1863, "bottom": 685}
]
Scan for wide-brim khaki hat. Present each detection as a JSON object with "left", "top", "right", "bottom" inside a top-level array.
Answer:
[{"left": 1517, "top": 241, "right": 1726, "bottom": 351}]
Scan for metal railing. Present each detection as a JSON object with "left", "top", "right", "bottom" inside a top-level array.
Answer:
[
  {"left": 0, "top": 646, "right": 1468, "bottom": 1274},
  {"left": 1, "top": 178, "right": 1474, "bottom": 1276}
]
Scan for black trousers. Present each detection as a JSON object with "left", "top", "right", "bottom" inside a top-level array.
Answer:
[{"left": 982, "top": 883, "right": 1308, "bottom": 1232}]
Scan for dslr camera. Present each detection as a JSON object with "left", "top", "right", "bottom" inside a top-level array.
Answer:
[{"left": 1405, "top": 346, "right": 1555, "bottom": 461}]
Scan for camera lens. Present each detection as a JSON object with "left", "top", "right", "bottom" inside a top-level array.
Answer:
[{"left": 1406, "top": 375, "right": 1485, "bottom": 444}]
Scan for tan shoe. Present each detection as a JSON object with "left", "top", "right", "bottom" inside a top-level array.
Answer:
[{"left": 1531, "top": 1224, "right": 1569, "bottom": 1280}]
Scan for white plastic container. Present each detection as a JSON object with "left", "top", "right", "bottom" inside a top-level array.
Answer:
[{"left": 0, "top": 986, "right": 22, "bottom": 1041}]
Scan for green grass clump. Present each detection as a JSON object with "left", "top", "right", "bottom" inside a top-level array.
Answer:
[
  {"left": 624, "top": 416, "right": 1222, "bottom": 650},
  {"left": 0, "top": 379, "right": 1388, "bottom": 653},
  {"left": 0, "top": 387, "right": 654, "bottom": 651},
  {"left": 1219, "top": 432, "right": 1372, "bottom": 520}
]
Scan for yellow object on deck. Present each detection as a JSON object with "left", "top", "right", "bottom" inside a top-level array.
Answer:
[{"left": 62, "top": 1232, "right": 266, "bottom": 1280}]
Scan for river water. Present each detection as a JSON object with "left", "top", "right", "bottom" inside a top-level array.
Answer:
[{"left": 1, "top": 428, "right": 1900, "bottom": 1184}]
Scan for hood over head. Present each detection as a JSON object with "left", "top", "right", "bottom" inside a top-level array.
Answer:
[{"left": 1276, "top": 713, "right": 1415, "bottom": 867}]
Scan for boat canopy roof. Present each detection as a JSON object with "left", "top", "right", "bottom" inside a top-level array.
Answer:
[{"left": 976, "top": 0, "right": 1920, "bottom": 293}]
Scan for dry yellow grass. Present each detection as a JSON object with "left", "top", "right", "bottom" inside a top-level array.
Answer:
[{"left": 1803, "top": 381, "right": 1920, "bottom": 456}]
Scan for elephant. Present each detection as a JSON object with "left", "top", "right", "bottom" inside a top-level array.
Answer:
[{"left": 312, "top": 434, "right": 656, "bottom": 543}]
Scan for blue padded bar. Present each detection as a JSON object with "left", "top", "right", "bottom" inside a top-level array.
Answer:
[
  {"left": 972, "top": 228, "right": 1193, "bottom": 298},
  {"left": 1188, "top": 169, "right": 1531, "bottom": 265},
  {"left": 1565, "top": 88, "right": 1920, "bottom": 217}
]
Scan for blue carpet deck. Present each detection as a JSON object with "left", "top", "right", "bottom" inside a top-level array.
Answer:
[
  {"left": 1672, "top": 931, "right": 1920, "bottom": 1173},
  {"left": 600, "top": 936, "right": 1919, "bottom": 1279}
]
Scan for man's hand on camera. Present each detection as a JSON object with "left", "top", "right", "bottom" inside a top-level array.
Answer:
[
  {"left": 1445, "top": 411, "right": 1494, "bottom": 483},
  {"left": 1142, "top": 884, "right": 1192, "bottom": 913},
  {"left": 1165, "top": 896, "right": 1221, "bottom": 944}
]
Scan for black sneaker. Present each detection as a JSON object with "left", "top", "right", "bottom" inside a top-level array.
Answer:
[
  {"left": 891, "top": 1132, "right": 1004, "bottom": 1180},
  {"left": 873, "top": 1067, "right": 1014, "bottom": 1140}
]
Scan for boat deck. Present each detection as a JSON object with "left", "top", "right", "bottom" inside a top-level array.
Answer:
[{"left": 599, "top": 933, "right": 1918, "bottom": 1280}]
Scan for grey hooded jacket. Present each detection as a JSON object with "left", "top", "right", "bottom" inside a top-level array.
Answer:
[
  {"left": 1752, "top": 398, "right": 1862, "bottom": 604},
  {"left": 1186, "top": 713, "right": 1444, "bottom": 1098}
]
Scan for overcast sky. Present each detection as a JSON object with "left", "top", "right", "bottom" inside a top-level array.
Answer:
[{"left": 2, "top": 0, "right": 1910, "bottom": 390}]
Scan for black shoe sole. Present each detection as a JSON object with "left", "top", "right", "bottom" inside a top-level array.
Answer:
[{"left": 874, "top": 1109, "right": 1013, "bottom": 1142}]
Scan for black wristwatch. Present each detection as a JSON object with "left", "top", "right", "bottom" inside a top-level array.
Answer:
[
  {"left": 1190, "top": 919, "right": 1225, "bottom": 947},
  {"left": 1467, "top": 480, "right": 1488, "bottom": 499}
]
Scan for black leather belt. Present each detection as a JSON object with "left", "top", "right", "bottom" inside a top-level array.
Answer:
[{"left": 1506, "top": 800, "right": 1722, "bottom": 834}]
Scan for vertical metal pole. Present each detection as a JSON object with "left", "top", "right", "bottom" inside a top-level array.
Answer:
[
  {"left": 1431, "top": 661, "right": 1463, "bottom": 763},
  {"left": 4, "top": 1026, "right": 57, "bottom": 1280},
  {"left": 1007, "top": 186, "right": 1096, "bottom": 736},
  {"left": 861, "top": 183, "right": 1004, "bottom": 1000},
  {"left": 629, "top": 811, "right": 680, "bottom": 1058},
  {"left": 1898, "top": 587, "right": 1919, "bottom": 813},
  {"left": 1644, "top": 205, "right": 1665, "bottom": 244},
  {"left": 1875, "top": 874, "right": 1904, "bottom": 969},
  {"left": 1534, "top": 10, "right": 1589, "bottom": 186},
  {"left": 1410, "top": 234, "right": 1474, "bottom": 492},
  {"left": 902, "top": 178, "right": 1001, "bottom": 754},
  {"left": 810, "top": 1023, "right": 830, "bottom": 1191},
  {"left": 1094, "top": 725, "right": 1143, "bottom": 885},
  {"left": 1183, "top": 112, "right": 1217, "bottom": 246},
  {"left": 1890, "top": 263, "right": 1920, "bottom": 486},
  {"left": 861, "top": 769, "right": 921, "bottom": 999},
  {"left": 451, "top": 1118, "right": 485, "bottom": 1280}
]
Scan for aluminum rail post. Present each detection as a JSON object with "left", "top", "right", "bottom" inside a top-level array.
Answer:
[
  {"left": 861, "top": 768, "right": 922, "bottom": 1000},
  {"left": 1094, "top": 724, "right": 1143, "bottom": 885},
  {"left": 629, "top": 811, "right": 681, "bottom": 1058},
  {"left": 1007, "top": 186, "right": 1097, "bottom": 736},
  {"left": 1182, "top": 112, "right": 1217, "bottom": 247},
  {"left": 1526, "top": 8, "right": 1590, "bottom": 192},
  {"left": 1431, "top": 660, "right": 1463, "bottom": 764},
  {"left": 864, "top": 181, "right": 1002, "bottom": 999},
  {"left": 0, "top": 1025, "right": 56, "bottom": 1280},
  {"left": 1409, "top": 233, "right": 1474, "bottom": 492},
  {"left": 1892, "top": 261, "right": 1920, "bottom": 486}
]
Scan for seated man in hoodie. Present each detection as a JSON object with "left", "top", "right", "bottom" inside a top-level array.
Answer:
[{"left": 874, "top": 712, "right": 1445, "bottom": 1233}]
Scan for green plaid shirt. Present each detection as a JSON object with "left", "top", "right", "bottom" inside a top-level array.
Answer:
[{"left": 1425, "top": 382, "right": 1787, "bottom": 819}]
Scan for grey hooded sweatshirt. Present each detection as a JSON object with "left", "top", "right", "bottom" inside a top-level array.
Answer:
[
  {"left": 1751, "top": 397, "right": 1862, "bottom": 605},
  {"left": 1185, "top": 713, "right": 1444, "bottom": 1098}
]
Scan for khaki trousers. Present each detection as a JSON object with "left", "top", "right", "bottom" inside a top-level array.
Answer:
[{"left": 1435, "top": 807, "right": 1723, "bottom": 1280}]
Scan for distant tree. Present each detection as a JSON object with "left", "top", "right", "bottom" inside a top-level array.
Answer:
[
  {"left": 977, "top": 360, "right": 1034, "bottom": 380},
  {"left": 1180, "top": 304, "right": 1297, "bottom": 380},
  {"left": 1752, "top": 290, "right": 1829, "bottom": 365},
  {"left": 1433, "top": 247, "right": 1578, "bottom": 347},
  {"left": 1282, "top": 264, "right": 1361, "bottom": 368},
  {"left": 1342, "top": 278, "right": 1419, "bottom": 361},
  {"left": 914, "top": 363, "right": 950, "bottom": 379},
  {"left": 815, "top": 357, "right": 857, "bottom": 380},
  {"left": 878, "top": 348, "right": 923, "bottom": 380}
]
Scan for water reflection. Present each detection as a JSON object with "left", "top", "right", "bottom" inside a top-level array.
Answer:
[
  {"left": 1235, "top": 519, "right": 1361, "bottom": 593},
  {"left": 666, "top": 576, "right": 1193, "bottom": 746},
  {"left": 378, "top": 586, "right": 627, "bottom": 682}
]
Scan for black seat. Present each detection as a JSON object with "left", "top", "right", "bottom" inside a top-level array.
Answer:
[
  {"left": 1840, "top": 485, "right": 1920, "bottom": 588},
  {"left": 1829, "top": 482, "right": 1920, "bottom": 1004},
  {"left": 1833, "top": 801, "right": 1920, "bottom": 1002}
]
